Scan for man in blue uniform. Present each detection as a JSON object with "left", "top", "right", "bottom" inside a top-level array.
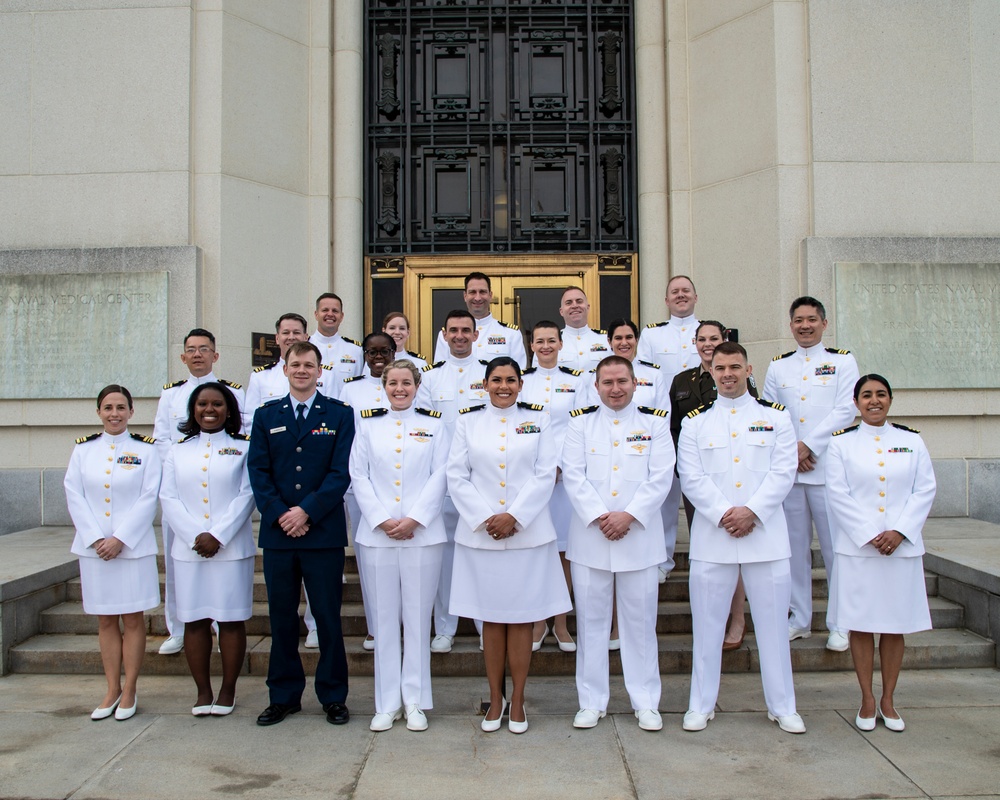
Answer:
[{"left": 248, "top": 341, "right": 355, "bottom": 726}]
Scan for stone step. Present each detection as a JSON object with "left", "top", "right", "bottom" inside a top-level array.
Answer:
[{"left": 11, "top": 627, "right": 994, "bottom": 677}]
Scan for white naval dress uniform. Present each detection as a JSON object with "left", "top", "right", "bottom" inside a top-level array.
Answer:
[
  {"left": 557, "top": 326, "right": 610, "bottom": 372},
  {"left": 577, "top": 360, "right": 669, "bottom": 411},
  {"left": 763, "top": 343, "right": 860, "bottom": 634},
  {"left": 415, "top": 355, "right": 489, "bottom": 638},
  {"left": 153, "top": 373, "right": 246, "bottom": 637},
  {"left": 243, "top": 359, "right": 340, "bottom": 429},
  {"left": 825, "top": 422, "right": 935, "bottom": 634},
  {"left": 433, "top": 314, "right": 527, "bottom": 369},
  {"left": 520, "top": 365, "right": 587, "bottom": 551},
  {"left": 365, "top": 349, "right": 428, "bottom": 375},
  {"left": 65, "top": 431, "right": 162, "bottom": 615},
  {"left": 562, "top": 402, "right": 674, "bottom": 713},
  {"left": 446, "top": 402, "right": 571, "bottom": 623},
  {"left": 310, "top": 331, "right": 364, "bottom": 395},
  {"left": 349, "top": 406, "right": 448, "bottom": 714},
  {"left": 159, "top": 431, "right": 256, "bottom": 622},
  {"left": 678, "top": 393, "right": 799, "bottom": 717}
]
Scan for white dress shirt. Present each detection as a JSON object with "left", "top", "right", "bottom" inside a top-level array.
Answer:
[
  {"left": 433, "top": 314, "right": 527, "bottom": 368},
  {"left": 636, "top": 315, "right": 700, "bottom": 378}
]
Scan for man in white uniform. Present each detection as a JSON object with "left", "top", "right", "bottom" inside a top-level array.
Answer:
[
  {"left": 153, "top": 328, "right": 245, "bottom": 655},
  {"left": 562, "top": 356, "right": 674, "bottom": 732},
  {"left": 762, "top": 296, "right": 860, "bottom": 652},
  {"left": 310, "top": 292, "right": 364, "bottom": 395},
  {"left": 432, "top": 272, "right": 527, "bottom": 368},
  {"left": 557, "top": 287, "right": 609, "bottom": 371},
  {"left": 417, "top": 310, "right": 489, "bottom": 652},
  {"left": 678, "top": 342, "right": 804, "bottom": 734}
]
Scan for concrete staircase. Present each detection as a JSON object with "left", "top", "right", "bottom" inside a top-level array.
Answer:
[{"left": 10, "top": 546, "right": 995, "bottom": 677}]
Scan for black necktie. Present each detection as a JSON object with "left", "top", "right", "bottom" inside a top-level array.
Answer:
[{"left": 296, "top": 403, "right": 307, "bottom": 429}]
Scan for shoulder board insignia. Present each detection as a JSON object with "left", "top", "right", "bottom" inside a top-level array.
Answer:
[
  {"left": 405, "top": 349, "right": 426, "bottom": 360},
  {"left": 686, "top": 402, "right": 714, "bottom": 419},
  {"left": 559, "top": 366, "right": 583, "bottom": 377},
  {"left": 891, "top": 422, "right": 920, "bottom": 434},
  {"left": 177, "top": 434, "right": 197, "bottom": 444},
  {"left": 756, "top": 398, "right": 785, "bottom": 411},
  {"left": 360, "top": 407, "right": 388, "bottom": 419},
  {"left": 645, "top": 321, "right": 668, "bottom": 329},
  {"left": 498, "top": 320, "right": 519, "bottom": 330},
  {"left": 260, "top": 398, "right": 282, "bottom": 408},
  {"left": 343, "top": 336, "right": 362, "bottom": 347},
  {"left": 415, "top": 407, "right": 442, "bottom": 418},
  {"left": 253, "top": 361, "right": 278, "bottom": 372},
  {"left": 232, "top": 432, "right": 250, "bottom": 441},
  {"left": 637, "top": 360, "right": 660, "bottom": 369},
  {"left": 517, "top": 402, "right": 545, "bottom": 411},
  {"left": 74, "top": 432, "right": 101, "bottom": 445},
  {"left": 570, "top": 405, "right": 599, "bottom": 417},
  {"left": 638, "top": 406, "right": 668, "bottom": 417},
  {"left": 479, "top": 359, "right": 491, "bottom": 366},
  {"left": 771, "top": 350, "right": 795, "bottom": 361},
  {"left": 322, "top": 363, "right": 335, "bottom": 371},
  {"left": 825, "top": 347, "right": 851, "bottom": 355},
  {"left": 219, "top": 379, "right": 242, "bottom": 390},
  {"left": 325, "top": 397, "right": 351, "bottom": 408},
  {"left": 521, "top": 367, "right": 537, "bottom": 376},
  {"left": 163, "top": 379, "right": 187, "bottom": 390},
  {"left": 343, "top": 375, "right": 365, "bottom": 383},
  {"left": 423, "top": 361, "right": 445, "bottom": 372},
  {"left": 832, "top": 425, "right": 860, "bottom": 436},
  {"left": 591, "top": 328, "right": 607, "bottom": 335},
  {"left": 459, "top": 405, "right": 486, "bottom": 415},
  {"left": 129, "top": 433, "right": 156, "bottom": 444}
]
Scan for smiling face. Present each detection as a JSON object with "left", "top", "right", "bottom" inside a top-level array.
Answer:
[
  {"left": 596, "top": 362, "right": 637, "bottom": 411},
  {"left": 855, "top": 379, "right": 892, "bottom": 427},
  {"left": 180, "top": 335, "right": 219, "bottom": 378},
  {"left": 711, "top": 351, "right": 752, "bottom": 399},
  {"left": 383, "top": 317, "right": 409, "bottom": 352},
  {"left": 193, "top": 387, "right": 228, "bottom": 433},
  {"left": 790, "top": 304, "right": 828, "bottom": 349},
  {"left": 609, "top": 325, "right": 637, "bottom": 361},
  {"left": 444, "top": 316, "right": 478, "bottom": 358},
  {"left": 97, "top": 392, "right": 133, "bottom": 435},
  {"left": 666, "top": 277, "right": 697, "bottom": 318},
  {"left": 558, "top": 288, "right": 590, "bottom": 329},
  {"left": 364, "top": 334, "right": 395, "bottom": 378},
  {"left": 276, "top": 318, "right": 307, "bottom": 358},
  {"left": 384, "top": 366, "right": 417, "bottom": 411},
  {"left": 283, "top": 349, "right": 322, "bottom": 397},
  {"left": 314, "top": 297, "right": 344, "bottom": 336},
  {"left": 530, "top": 325, "right": 562, "bottom": 369},
  {"left": 486, "top": 365, "right": 522, "bottom": 409},
  {"left": 696, "top": 325, "right": 725, "bottom": 369},
  {"left": 463, "top": 278, "right": 493, "bottom": 319}
]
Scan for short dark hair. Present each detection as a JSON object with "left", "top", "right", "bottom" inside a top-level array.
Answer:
[
  {"left": 97, "top": 384, "right": 133, "bottom": 409},
  {"left": 178, "top": 382, "right": 241, "bottom": 437},
  {"left": 696, "top": 320, "right": 727, "bottom": 339},
  {"left": 285, "top": 341, "right": 322, "bottom": 363},
  {"left": 485, "top": 356, "right": 522, "bottom": 381},
  {"left": 854, "top": 373, "right": 893, "bottom": 400},
  {"left": 789, "top": 296, "right": 826, "bottom": 320},
  {"left": 184, "top": 328, "right": 216, "bottom": 347},
  {"left": 595, "top": 355, "right": 635, "bottom": 379},
  {"left": 531, "top": 320, "right": 562, "bottom": 341},
  {"left": 275, "top": 312, "right": 308, "bottom": 332},
  {"left": 315, "top": 292, "right": 343, "bottom": 309},
  {"left": 606, "top": 318, "right": 639, "bottom": 341},
  {"left": 464, "top": 272, "right": 491, "bottom": 290},
  {"left": 444, "top": 309, "right": 476, "bottom": 328},
  {"left": 711, "top": 341, "right": 748, "bottom": 363},
  {"left": 362, "top": 331, "right": 394, "bottom": 352}
]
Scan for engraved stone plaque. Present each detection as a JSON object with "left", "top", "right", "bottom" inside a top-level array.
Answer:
[
  {"left": 835, "top": 262, "right": 1000, "bottom": 389},
  {"left": 0, "top": 272, "right": 168, "bottom": 399}
]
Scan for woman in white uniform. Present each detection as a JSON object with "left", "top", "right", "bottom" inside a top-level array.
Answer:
[
  {"left": 159, "top": 382, "right": 256, "bottom": 716},
  {"left": 826, "top": 374, "right": 936, "bottom": 732},
  {"left": 447, "top": 356, "right": 571, "bottom": 734},
  {"left": 65, "top": 384, "right": 161, "bottom": 721},
  {"left": 349, "top": 359, "right": 448, "bottom": 732},
  {"left": 381, "top": 312, "right": 428, "bottom": 371}
]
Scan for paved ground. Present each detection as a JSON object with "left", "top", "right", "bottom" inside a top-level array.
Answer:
[{"left": 1, "top": 667, "right": 998, "bottom": 800}]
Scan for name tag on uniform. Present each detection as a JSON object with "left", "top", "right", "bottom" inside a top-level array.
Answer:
[{"left": 269, "top": 426, "right": 287, "bottom": 434}]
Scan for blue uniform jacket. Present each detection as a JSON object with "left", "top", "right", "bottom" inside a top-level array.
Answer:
[{"left": 248, "top": 394, "right": 355, "bottom": 549}]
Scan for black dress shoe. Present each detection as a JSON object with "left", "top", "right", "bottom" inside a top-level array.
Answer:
[
  {"left": 324, "top": 702, "right": 350, "bottom": 725},
  {"left": 256, "top": 703, "right": 302, "bottom": 726}
]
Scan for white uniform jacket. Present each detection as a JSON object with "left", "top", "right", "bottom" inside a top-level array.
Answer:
[
  {"left": 349, "top": 406, "right": 449, "bottom": 548},
  {"left": 446, "top": 401, "right": 557, "bottom": 550},
  {"left": 561, "top": 403, "right": 674, "bottom": 571},
  {"left": 310, "top": 331, "right": 364, "bottom": 390},
  {"left": 762, "top": 343, "right": 860, "bottom": 485},
  {"left": 153, "top": 372, "right": 246, "bottom": 449},
  {"left": 577, "top": 360, "right": 669, "bottom": 411},
  {"left": 65, "top": 430, "right": 162, "bottom": 560},
  {"left": 414, "top": 355, "right": 489, "bottom": 427},
  {"left": 678, "top": 393, "right": 797, "bottom": 564},
  {"left": 433, "top": 314, "right": 527, "bottom": 368},
  {"left": 339, "top": 374, "right": 389, "bottom": 421},
  {"left": 365, "top": 349, "right": 428, "bottom": 375},
  {"left": 243, "top": 359, "right": 339, "bottom": 429},
  {"left": 558, "top": 326, "right": 610, "bottom": 372},
  {"left": 825, "top": 422, "right": 936, "bottom": 559},
  {"left": 519, "top": 365, "right": 587, "bottom": 441},
  {"left": 636, "top": 316, "right": 700, "bottom": 378},
  {"left": 159, "top": 430, "right": 256, "bottom": 563}
]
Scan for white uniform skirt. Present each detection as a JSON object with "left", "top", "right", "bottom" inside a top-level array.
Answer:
[
  {"left": 174, "top": 557, "right": 254, "bottom": 623},
  {"left": 79, "top": 555, "right": 159, "bottom": 616},
  {"left": 830, "top": 554, "right": 932, "bottom": 634},
  {"left": 449, "top": 540, "right": 572, "bottom": 624}
]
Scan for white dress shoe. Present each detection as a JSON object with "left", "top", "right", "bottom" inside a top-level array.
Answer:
[
  {"left": 573, "top": 708, "right": 606, "bottom": 729},
  {"left": 430, "top": 635, "right": 454, "bottom": 653},
  {"left": 855, "top": 708, "right": 876, "bottom": 731},
  {"left": 532, "top": 624, "right": 549, "bottom": 652},
  {"left": 608, "top": 638, "right": 621, "bottom": 651},
  {"left": 768, "top": 712, "right": 806, "bottom": 733},
  {"left": 211, "top": 701, "right": 235, "bottom": 717},
  {"left": 369, "top": 708, "right": 402, "bottom": 732},
  {"left": 553, "top": 630, "right": 577, "bottom": 653},
  {"left": 657, "top": 566, "right": 668, "bottom": 584},
  {"left": 481, "top": 698, "right": 507, "bottom": 732},
  {"left": 635, "top": 709, "right": 662, "bottom": 731},
  {"left": 405, "top": 704, "right": 427, "bottom": 731},
  {"left": 90, "top": 694, "right": 122, "bottom": 720},
  {"left": 192, "top": 703, "right": 214, "bottom": 717},
  {"left": 682, "top": 710, "right": 714, "bottom": 731},
  {"left": 158, "top": 635, "right": 184, "bottom": 655},
  {"left": 508, "top": 708, "right": 528, "bottom": 734},
  {"left": 826, "top": 631, "right": 849, "bottom": 652},
  {"left": 788, "top": 626, "right": 811, "bottom": 642},
  {"left": 115, "top": 696, "right": 138, "bottom": 721},
  {"left": 878, "top": 706, "right": 905, "bottom": 732},
  {"left": 304, "top": 630, "right": 319, "bottom": 649},
  {"left": 362, "top": 635, "right": 375, "bottom": 651}
]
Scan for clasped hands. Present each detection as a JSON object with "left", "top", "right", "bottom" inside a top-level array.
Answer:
[
  {"left": 485, "top": 512, "right": 517, "bottom": 541},
  {"left": 721, "top": 506, "right": 757, "bottom": 538},
  {"left": 192, "top": 532, "right": 222, "bottom": 558},
  {"left": 797, "top": 441, "right": 816, "bottom": 474},
  {"left": 870, "top": 529, "right": 904, "bottom": 556},
  {"left": 279, "top": 506, "right": 311, "bottom": 538},
  {"left": 93, "top": 536, "right": 124, "bottom": 560},
  {"left": 379, "top": 517, "right": 419, "bottom": 541},
  {"left": 598, "top": 511, "right": 635, "bottom": 541}
]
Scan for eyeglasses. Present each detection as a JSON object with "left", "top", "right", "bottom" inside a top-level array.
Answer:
[
  {"left": 184, "top": 346, "right": 215, "bottom": 355},
  {"left": 364, "top": 347, "right": 394, "bottom": 357}
]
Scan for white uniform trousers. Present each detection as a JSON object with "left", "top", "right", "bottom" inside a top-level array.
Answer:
[
  {"left": 358, "top": 542, "right": 444, "bottom": 713},
  {"left": 345, "top": 492, "right": 374, "bottom": 634},
  {"left": 433, "top": 497, "right": 460, "bottom": 638},
  {"left": 782, "top": 483, "right": 841, "bottom": 633},
  {"left": 659, "top": 474, "right": 682, "bottom": 575},
  {"left": 571, "top": 563, "right": 661, "bottom": 712},
  {"left": 689, "top": 559, "right": 797, "bottom": 717},
  {"left": 161, "top": 522, "right": 181, "bottom": 637}
]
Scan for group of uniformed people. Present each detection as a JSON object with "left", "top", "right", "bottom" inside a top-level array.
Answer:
[{"left": 67, "top": 273, "right": 936, "bottom": 737}]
